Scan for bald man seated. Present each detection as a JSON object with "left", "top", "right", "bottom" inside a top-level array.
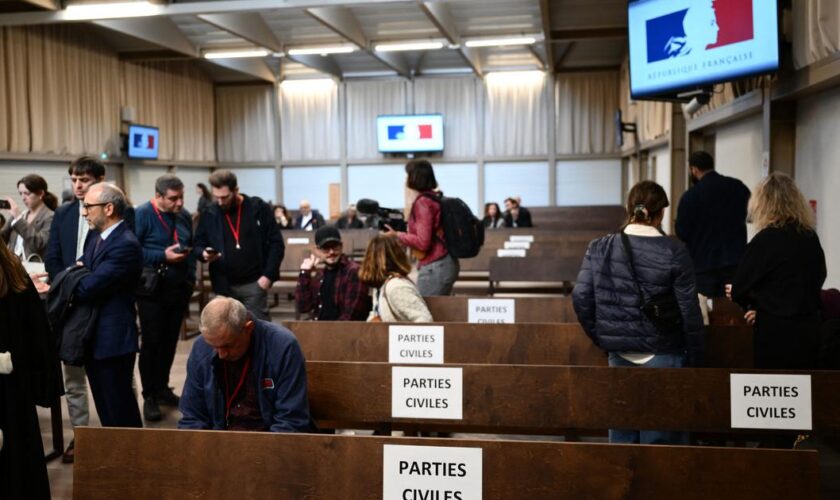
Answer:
[{"left": 179, "top": 297, "right": 315, "bottom": 432}]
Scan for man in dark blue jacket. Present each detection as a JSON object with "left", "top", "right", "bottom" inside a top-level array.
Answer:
[
  {"left": 194, "top": 170, "right": 284, "bottom": 320},
  {"left": 178, "top": 297, "right": 314, "bottom": 433},
  {"left": 76, "top": 182, "right": 143, "bottom": 428},
  {"left": 675, "top": 151, "right": 751, "bottom": 297},
  {"left": 134, "top": 174, "right": 195, "bottom": 422}
]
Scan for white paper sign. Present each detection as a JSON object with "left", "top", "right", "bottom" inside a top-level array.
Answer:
[
  {"left": 497, "top": 249, "right": 526, "bottom": 258},
  {"left": 392, "top": 366, "right": 463, "bottom": 420},
  {"left": 389, "top": 325, "right": 444, "bottom": 364},
  {"left": 504, "top": 241, "right": 531, "bottom": 250},
  {"left": 509, "top": 235, "right": 534, "bottom": 243},
  {"left": 468, "top": 299, "right": 515, "bottom": 324},
  {"left": 730, "top": 374, "right": 812, "bottom": 430},
  {"left": 287, "top": 237, "right": 310, "bottom": 245},
  {"left": 383, "top": 445, "right": 482, "bottom": 500}
]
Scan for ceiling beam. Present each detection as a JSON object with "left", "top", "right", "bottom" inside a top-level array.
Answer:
[
  {"left": 94, "top": 17, "right": 198, "bottom": 57},
  {"left": 527, "top": 45, "right": 546, "bottom": 71},
  {"left": 285, "top": 54, "right": 343, "bottom": 79},
  {"left": 538, "top": 0, "right": 554, "bottom": 72},
  {"left": 197, "top": 12, "right": 282, "bottom": 53},
  {"left": 417, "top": 0, "right": 482, "bottom": 77},
  {"left": 17, "top": 0, "right": 59, "bottom": 10},
  {"left": 306, "top": 5, "right": 410, "bottom": 78},
  {"left": 207, "top": 57, "right": 276, "bottom": 82},
  {"left": 0, "top": 0, "right": 416, "bottom": 26},
  {"left": 555, "top": 42, "right": 575, "bottom": 69},
  {"left": 118, "top": 50, "right": 194, "bottom": 62},
  {"left": 550, "top": 27, "right": 626, "bottom": 42}
]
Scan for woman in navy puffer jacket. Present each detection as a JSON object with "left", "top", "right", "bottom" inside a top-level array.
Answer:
[{"left": 572, "top": 180, "right": 704, "bottom": 445}]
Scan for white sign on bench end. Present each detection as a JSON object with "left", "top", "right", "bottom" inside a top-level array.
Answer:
[
  {"left": 509, "top": 235, "right": 534, "bottom": 242},
  {"left": 287, "top": 237, "right": 311, "bottom": 245},
  {"left": 392, "top": 366, "right": 463, "bottom": 420},
  {"left": 468, "top": 298, "right": 515, "bottom": 324},
  {"left": 503, "top": 241, "right": 531, "bottom": 250},
  {"left": 389, "top": 325, "right": 444, "bottom": 364},
  {"left": 497, "top": 249, "right": 526, "bottom": 258},
  {"left": 383, "top": 444, "right": 482, "bottom": 500},
  {"left": 730, "top": 373, "right": 812, "bottom": 430}
]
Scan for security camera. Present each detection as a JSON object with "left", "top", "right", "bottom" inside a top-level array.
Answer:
[{"left": 681, "top": 92, "right": 712, "bottom": 118}]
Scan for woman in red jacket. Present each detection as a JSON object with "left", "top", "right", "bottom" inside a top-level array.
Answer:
[{"left": 384, "top": 159, "right": 459, "bottom": 296}]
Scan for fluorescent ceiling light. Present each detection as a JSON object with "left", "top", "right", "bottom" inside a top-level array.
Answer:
[
  {"left": 485, "top": 70, "right": 545, "bottom": 84},
  {"left": 204, "top": 49, "right": 269, "bottom": 60},
  {"left": 374, "top": 41, "right": 444, "bottom": 52},
  {"left": 288, "top": 46, "right": 355, "bottom": 56},
  {"left": 280, "top": 78, "right": 337, "bottom": 91},
  {"left": 64, "top": 1, "right": 160, "bottom": 21},
  {"left": 465, "top": 36, "right": 537, "bottom": 48}
]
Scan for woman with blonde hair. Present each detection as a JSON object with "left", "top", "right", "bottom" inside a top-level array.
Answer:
[
  {"left": 731, "top": 172, "right": 826, "bottom": 369},
  {"left": 359, "top": 235, "right": 432, "bottom": 323}
]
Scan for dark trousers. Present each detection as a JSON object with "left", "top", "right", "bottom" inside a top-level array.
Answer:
[
  {"left": 137, "top": 282, "right": 191, "bottom": 398},
  {"left": 86, "top": 353, "right": 142, "bottom": 427},
  {"left": 695, "top": 266, "right": 738, "bottom": 297}
]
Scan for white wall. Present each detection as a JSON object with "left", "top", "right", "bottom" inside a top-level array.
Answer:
[
  {"left": 714, "top": 114, "right": 764, "bottom": 195},
  {"left": 556, "top": 159, "right": 622, "bottom": 206},
  {"left": 0, "top": 161, "right": 71, "bottom": 205},
  {"left": 795, "top": 86, "right": 840, "bottom": 289},
  {"left": 648, "top": 145, "right": 672, "bottom": 233}
]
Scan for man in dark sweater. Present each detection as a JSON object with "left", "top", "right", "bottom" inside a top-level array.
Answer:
[
  {"left": 194, "top": 170, "right": 284, "bottom": 320},
  {"left": 675, "top": 151, "right": 751, "bottom": 297}
]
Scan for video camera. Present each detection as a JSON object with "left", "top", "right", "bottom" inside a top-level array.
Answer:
[{"left": 356, "top": 198, "right": 407, "bottom": 232}]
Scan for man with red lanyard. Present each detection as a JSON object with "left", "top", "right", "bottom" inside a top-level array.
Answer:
[
  {"left": 179, "top": 296, "right": 315, "bottom": 433},
  {"left": 194, "top": 170, "right": 285, "bottom": 321},
  {"left": 134, "top": 174, "right": 195, "bottom": 422}
]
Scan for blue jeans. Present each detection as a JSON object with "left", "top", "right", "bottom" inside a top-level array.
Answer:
[{"left": 607, "top": 352, "right": 689, "bottom": 445}]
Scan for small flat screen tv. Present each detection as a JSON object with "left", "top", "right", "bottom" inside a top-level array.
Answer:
[
  {"left": 628, "top": 0, "right": 779, "bottom": 99},
  {"left": 377, "top": 114, "right": 444, "bottom": 153},
  {"left": 127, "top": 124, "right": 160, "bottom": 160}
]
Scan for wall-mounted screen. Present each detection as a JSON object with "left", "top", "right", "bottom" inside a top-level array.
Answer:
[
  {"left": 628, "top": 0, "right": 779, "bottom": 99},
  {"left": 377, "top": 114, "right": 444, "bottom": 153},
  {"left": 127, "top": 124, "right": 160, "bottom": 160}
]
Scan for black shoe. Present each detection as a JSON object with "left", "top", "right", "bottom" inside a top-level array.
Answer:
[
  {"left": 62, "top": 439, "right": 75, "bottom": 464},
  {"left": 143, "top": 398, "right": 162, "bottom": 422},
  {"left": 156, "top": 387, "right": 180, "bottom": 407}
]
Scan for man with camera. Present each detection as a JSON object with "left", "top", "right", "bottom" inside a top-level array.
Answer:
[
  {"left": 134, "top": 174, "right": 195, "bottom": 422},
  {"left": 295, "top": 226, "right": 370, "bottom": 321}
]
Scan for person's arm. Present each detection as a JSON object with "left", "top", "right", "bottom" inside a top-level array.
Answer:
[
  {"left": 295, "top": 268, "right": 320, "bottom": 316},
  {"left": 135, "top": 209, "right": 166, "bottom": 267},
  {"left": 74, "top": 240, "right": 141, "bottom": 301},
  {"left": 571, "top": 247, "right": 598, "bottom": 344},
  {"left": 518, "top": 208, "right": 532, "bottom": 228},
  {"left": 260, "top": 202, "right": 284, "bottom": 283},
  {"left": 337, "top": 269, "right": 371, "bottom": 321},
  {"left": 672, "top": 244, "right": 705, "bottom": 366},
  {"left": 1, "top": 215, "right": 13, "bottom": 242},
  {"left": 192, "top": 212, "right": 210, "bottom": 261},
  {"left": 674, "top": 195, "right": 693, "bottom": 244},
  {"left": 178, "top": 345, "right": 212, "bottom": 430},
  {"left": 397, "top": 198, "right": 436, "bottom": 252},
  {"left": 12, "top": 211, "right": 54, "bottom": 256},
  {"left": 269, "top": 339, "right": 315, "bottom": 433},
  {"left": 44, "top": 208, "right": 64, "bottom": 280},
  {"left": 730, "top": 233, "right": 771, "bottom": 311}
]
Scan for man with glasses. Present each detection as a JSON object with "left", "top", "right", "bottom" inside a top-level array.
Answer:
[
  {"left": 134, "top": 174, "right": 195, "bottom": 422},
  {"left": 296, "top": 226, "right": 370, "bottom": 321},
  {"left": 75, "top": 182, "right": 143, "bottom": 428},
  {"left": 194, "top": 170, "right": 284, "bottom": 321}
]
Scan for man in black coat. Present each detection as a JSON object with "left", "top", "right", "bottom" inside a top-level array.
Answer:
[{"left": 675, "top": 151, "right": 751, "bottom": 297}]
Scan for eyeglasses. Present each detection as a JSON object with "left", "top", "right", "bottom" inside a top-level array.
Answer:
[{"left": 82, "top": 202, "right": 109, "bottom": 210}]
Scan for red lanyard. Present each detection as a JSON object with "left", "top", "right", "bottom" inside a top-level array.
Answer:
[
  {"left": 223, "top": 356, "right": 251, "bottom": 426},
  {"left": 151, "top": 199, "right": 179, "bottom": 244},
  {"left": 224, "top": 199, "right": 243, "bottom": 249}
]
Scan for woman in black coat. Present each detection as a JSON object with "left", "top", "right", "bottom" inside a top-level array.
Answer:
[
  {"left": 0, "top": 242, "right": 62, "bottom": 499},
  {"left": 731, "top": 173, "right": 826, "bottom": 369}
]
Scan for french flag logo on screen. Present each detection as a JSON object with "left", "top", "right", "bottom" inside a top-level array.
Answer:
[
  {"left": 646, "top": 0, "right": 754, "bottom": 63},
  {"left": 133, "top": 132, "right": 155, "bottom": 150},
  {"left": 387, "top": 124, "right": 434, "bottom": 141}
]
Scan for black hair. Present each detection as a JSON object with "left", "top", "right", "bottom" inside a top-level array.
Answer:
[
  {"left": 405, "top": 159, "right": 438, "bottom": 191},
  {"left": 688, "top": 151, "right": 714, "bottom": 172},
  {"left": 155, "top": 174, "right": 184, "bottom": 195},
  {"left": 68, "top": 156, "right": 106, "bottom": 179}
]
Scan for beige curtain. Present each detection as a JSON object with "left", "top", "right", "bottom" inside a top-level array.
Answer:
[
  {"left": 793, "top": 0, "right": 840, "bottom": 70},
  {"left": 414, "top": 77, "right": 480, "bottom": 158},
  {"left": 122, "top": 61, "right": 215, "bottom": 162},
  {"left": 26, "top": 25, "right": 120, "bottom": 156},
  {"left": 618, "top": 57, "right": 671, "bottom": 146},
  {"left": 216, "top": 85, "right": 277, "bottom": 163},
  {"left": 484, "top": 72, "right": 549, "bottom": 157},
  {"left": 0, "top": 27, "right": 30, "bottom": 153},
  {"left": 556, "top": 71, "right": 619, "bottom": 155},
  {"left": 346, "top": 80, "right": 407, "bottom": 160},
  {"left": 279, "top": 79, "right": 340, "bottom": 161}
]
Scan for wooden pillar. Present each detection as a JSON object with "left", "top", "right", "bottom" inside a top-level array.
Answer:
[
  {"left": 762, "top": 88, "right": 797, "bottom": 177},
  {"left": 668, "top": 104, "right": 687, "bottom": 232}
]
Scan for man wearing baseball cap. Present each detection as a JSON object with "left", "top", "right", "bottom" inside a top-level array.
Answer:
[{"left": 295, "top": 226, "right": 371, "bottom": 320}]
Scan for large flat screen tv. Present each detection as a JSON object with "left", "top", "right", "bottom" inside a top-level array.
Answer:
[
  {"left": 628, "top": 0, "right": 779, "bottom": 99},
  {"left": 127, "top": 124, "right": 160, "bottom": 160},
  {"left": 377, "top": 114, "right": 444, "bottom": 153}
]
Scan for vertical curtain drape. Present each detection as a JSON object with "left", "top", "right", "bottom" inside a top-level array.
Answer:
[
  {"left": 556, "top": 71, "right": 619, "bottom": 155},
  {"left": 26, "top": 25, "right": 120, "bottom": 156},
  {"left": 345, "top": 79, "right": 407, "bottom": 160},
  {"left": 793, "top": 0, "right": 840, "bottom": 70},
  {"left": 414, "top": 77, "right": 479, "bottom": 158},
  {"left": 0, "top": 27, "right": 30, "bottom": 153},
  {"left": 618, "top": 57, "right": 671, "bottom": 146},
  {"left": 484, "top": 72, "right": 549, "bottom": 157},
  {"left": 122, "top": 61, "right": 215, "bottom": 162},
  {"left": 279, "top": 79, "right": 340, "bottom": 161},
  {"left": 216, "top": 84, "right": 277, "bottom": 163}
]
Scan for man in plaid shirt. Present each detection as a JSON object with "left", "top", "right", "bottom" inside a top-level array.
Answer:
[{"left": 295, "top": 226, "right": 371, "bottom": 320}]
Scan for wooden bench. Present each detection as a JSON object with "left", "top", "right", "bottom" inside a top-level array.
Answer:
[
  {"left": 527, "top": 205, "right": 626, "bottom": 230},
  {"left": 285, "top": 321, "right": 753, "bottom": 369},
  {"left": 74, "top": 427, "right": 819, "bottom": 499},
  {"left": 488, "top": 256, "right": 582, "bottom": 294},
  {"left": 307, "top": 361, "right": 840, "bottom": 435}
]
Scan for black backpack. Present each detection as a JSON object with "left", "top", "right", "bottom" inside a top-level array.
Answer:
[{"left": 420, "top": 192, "right": 484, "bottom": 259}]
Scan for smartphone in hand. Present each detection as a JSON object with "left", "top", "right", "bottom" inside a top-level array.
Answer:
[{"left": 0, "top": 200, "right": 10, "bottom": 210}]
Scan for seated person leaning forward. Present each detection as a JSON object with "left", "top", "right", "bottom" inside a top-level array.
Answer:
[
  {"left": 295, "top": 225, "right": 370, "bottom": 321},
  {"left": 179, "top": 297, "right": 315, "bottom": 432},
  {"left": 359, "top": 235, "right": 432, "bottom": 323}
]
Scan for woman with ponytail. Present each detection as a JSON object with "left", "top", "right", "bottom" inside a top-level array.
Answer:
[
  {"left": 1, "top": 174, "right": 56, "bottom": 260},
  {"left": 572, "top": 180, "right": 704, "bottom": 445}
]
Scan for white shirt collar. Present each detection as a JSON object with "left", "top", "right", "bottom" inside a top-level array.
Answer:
[
  {"left": 100, "top": 220, "right": 124, "bottom": 240},
  {"left": 623, "top": 223, "right": 663, "bottom": 237}
]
